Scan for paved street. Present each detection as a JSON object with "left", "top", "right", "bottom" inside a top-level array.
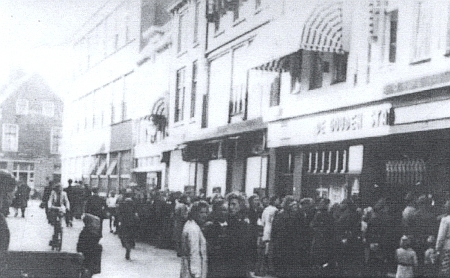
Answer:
[{"left": 6, "top": 200, "right": 180, "bottom": 278}]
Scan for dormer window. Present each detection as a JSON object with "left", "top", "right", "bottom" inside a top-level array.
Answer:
[{"left": 16, "top": 99, "right": 29, "bottom": 115}]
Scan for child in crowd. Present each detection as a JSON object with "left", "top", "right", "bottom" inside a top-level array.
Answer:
[
  {"left": 424, "top": 235, "right": 438, "bottom": 277},
  {"left": 396, "top": 235, "right": 418, "bottom": 278}
]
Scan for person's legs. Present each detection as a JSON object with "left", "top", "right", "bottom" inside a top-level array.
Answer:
[
  {"left": 14, "top": 207, "right": 18, "bottom": 217},
  {"left": 21, "top": 207, "right": 25, "bottom": 217}
]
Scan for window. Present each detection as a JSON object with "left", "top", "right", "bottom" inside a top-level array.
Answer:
[
  {"left": 178, "top": 13, "right": 186, "bottom": 53},
  {"left": 51, "top": 127, "right": 62, "bottom": 154},
  {"left": 230, "top": 46, "right": 247, "bottom": 117},
  {"left": 16, "top": 99, "right": 29, "bottom": 115},
  {"left": 2, "top": 124, "right": 18, "bottom": 152},
  {"left": 175, "top": 68, "right": 186, "bottom": 122},
  {"left": 269, "top": 74, "right": 281, "bottom": 107},
  {"left": 310, "top": 52, "right": 324, "bottom": 90},
  {"left": 332, "top": 53, "right": 348, "bottom": 84},
  {"left": 191, "top": 62, "right": 198, "bottom": 118},
  {"left": 193, "top": 1, "right": 200, "bottom": 43},
  {"left": 412, "top": 1, "right": 431, "bottom": 61},
  {"left": 231, "top": 0, "right": 242, "bottom": 21},
  {"left": 388, "top": 10, "right": 398, "bottom": 63},
  {"left": 42, "top": 101, "right": 55, "bottom": 117}
]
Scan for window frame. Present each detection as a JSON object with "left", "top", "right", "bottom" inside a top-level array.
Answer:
[
  {"left": 193, "top": 0, "right": 200, "bottom": 44},
  {"left": 2, "top": 124, "right": 19, "bottom": 152},
  {"left": 50, "top": 127, "right": 62, "bottom": 155},
  {"left": 332, "top": 53, "right": 348, "bottom": 84},
  {"left": 411, "top": 0, "right": 432, "bottom": 63},
  {"left": 309, "top": 52, "right": 324, "bottom": 90},
  {"left": 42, "top": 101, "right": 55, "bottom": 117},
  {"left": 16, "top": 99, "right": 29, "bottom": 115},
  {"left": 178, "top": 12, "right": 187, "bottom": 53},
  {"left": 190, "top": 61, "right": 198, "bottom": 118},
  {"left": 175, "top": 68, "right": 186, "bottom": 123}
]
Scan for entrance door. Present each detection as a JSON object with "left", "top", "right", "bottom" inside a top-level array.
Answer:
[{"left": 275, "top": 150, "right": 294, "bottom": 197}]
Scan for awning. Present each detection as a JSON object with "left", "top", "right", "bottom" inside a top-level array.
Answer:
[
  {"left": 300, "top": 1, "right": 345, "bottom": 53},
  {"left": 106, "top": 160, "right": 118, "bottom": 175},
  {"left": 88, "top": 157, "right": 99, "bottom": 175},
  {"left": 249, "top": 0, "right": 350, "bottom": 70}
]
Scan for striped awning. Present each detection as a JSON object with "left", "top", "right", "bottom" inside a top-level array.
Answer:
[
  {"left": 252, "top": 55, "right": 291, "bottom": 72},
  {"left": 300, "top": 1, "right": 345, "bottom": 54}
]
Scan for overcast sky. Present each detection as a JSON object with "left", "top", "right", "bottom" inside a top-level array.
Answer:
[{"left": 0, "top": 0, "right": 109, "bottom": 95}]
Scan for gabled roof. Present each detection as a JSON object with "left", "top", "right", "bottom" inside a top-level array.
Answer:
[{"left": 0, "top": 74, "right": 33, "bottom": 107}]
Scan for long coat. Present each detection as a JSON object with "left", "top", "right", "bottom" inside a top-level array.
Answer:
[
  {"left": 12, "top": 184, "right": 30, "bottom": 209},
  {"left": 173, "top": 202, "right": 189, "bottom": 243},
  {"left": 272, "top": 210, "right": 310, "bottom": 277},
  {"left": 180, "top": 220, "right": 207, "bottom": 278},
  {"left": 310, "top": 209, "right": 335, "bottom": 266}
]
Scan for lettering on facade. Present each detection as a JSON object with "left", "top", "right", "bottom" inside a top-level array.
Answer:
[{"left": 316, "top": 108, "right": 391, "bottom": 136}]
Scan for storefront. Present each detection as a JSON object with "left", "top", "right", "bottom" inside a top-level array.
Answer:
[
  {"left": 268, "top": 103, "right": 393, "bottom": 204},
  {"left": 182, "top": 128, "right": 268, "bottom": 197}
]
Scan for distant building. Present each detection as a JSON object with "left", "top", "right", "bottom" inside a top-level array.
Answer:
[{"left": 0, "top": 74, "right": 63, "bottom": 193}]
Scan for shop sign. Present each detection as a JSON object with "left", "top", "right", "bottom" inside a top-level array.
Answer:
[
  {"left": 268, "top": 103, "right": 392, "bottom": 147},
  {"left": 384, "top": 71, "right": 450, "bottom": 95}
]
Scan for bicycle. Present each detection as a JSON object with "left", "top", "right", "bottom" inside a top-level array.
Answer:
[{"left": 49, "top": 208, "right": 64, "bottom": 251}]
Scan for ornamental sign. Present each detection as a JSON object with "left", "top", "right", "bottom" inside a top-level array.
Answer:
[
  {"left": 268, "top": 103, "right": 393, "bottom": 148},
  {"left": 384, "top": 71, "right": 450, "bottom": 95}
]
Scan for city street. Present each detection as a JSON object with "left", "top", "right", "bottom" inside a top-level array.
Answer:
[{"left": 6, "top": 200, "right": 180, "bottom": 278}]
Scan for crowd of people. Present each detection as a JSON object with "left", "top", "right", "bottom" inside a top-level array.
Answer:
[
  {"left": 5, "top": 177, "right": 450, "bottom": 278},
  {"left": 168, "top": 191, "right": 450, "bottom": 278}
]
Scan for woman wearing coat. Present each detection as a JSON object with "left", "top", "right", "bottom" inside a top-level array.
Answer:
[
  {"left": 77, "top": 213, "right": 102, "bottom": 277},
  {"left": 173, "top": 194, "right": 191, "bottom": 256},
  {"left": 12, "top": 182, "right": 30, "bottom": 218},
  {"left": 271, "top": 195, "right": 310, "bottom": 278},
  {"left": 180, "top": 200, "right": 209, "bottom": 278},
  {"left": 117, "top": 190, "right": 138, "bottom": 260}
]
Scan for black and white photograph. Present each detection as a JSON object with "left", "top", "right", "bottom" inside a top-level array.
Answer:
[{"left": 1, "top": 0, "right": 450, "bottom": 277}]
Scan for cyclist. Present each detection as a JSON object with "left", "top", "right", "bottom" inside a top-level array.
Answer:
[{"left": 47, "top": 183, "right": 70, "bottom": 248}]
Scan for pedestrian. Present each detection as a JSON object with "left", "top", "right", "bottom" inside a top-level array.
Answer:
[
  {"left": 271, "top": 195, "right": 310, "bottom": 278},
  {"left": 41, "top": 180, "right": 53, "bottom": 222},
  {"left": 173, "top": 194, "right": 190, "bottom": 257},
  {"left": 436, "top": 200, "right": 450, "bottom": 276},
  {"left": 261, "top": 196, "right": 279, "bottom": 276},
  {"left": 310, "top": 198, "right": 334, "bottom": 276},
  {"left": 180, "top": 200, "right": 209, "bottom": 278},
  {"left": 64, "top": 179, "right": 74, "bottom": 227},
  {"left": 106, "top": 191, "right": 118, "bottom": 233},
  {"left": 222, "top": 191, "right": 252, "bottom": 278},
  {"left": 203, "top": 198, "right": 229, "bottom": 277},
  {"left": 395, "top": 235, "right": 418, "bottom": 278},
  {"left": 12, "top": 182, "right": 30, "bottom": 218},
  {"left": 117, "top": 189, "right": 139, "bottom": 260},
  {"left": 85, "top": 187, "right": 107, "bottom": 236},
  {"left": 424, "top": 235, "right": 437, "bottom": 277},
  {"left": 77, "top": 213, "right": 102, "bottom": 277},
  {"left": 247, "top": 194, "right": 263, "bottom": 273},
  {"left": 0, "top": 211, "right": 9, "bottom": 250}
]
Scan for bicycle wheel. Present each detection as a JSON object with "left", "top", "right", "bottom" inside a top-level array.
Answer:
[{"left": 55, "top": 229, "right": 62, "bottom": 251}]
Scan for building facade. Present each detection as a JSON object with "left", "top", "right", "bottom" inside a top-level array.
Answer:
[
  {"left": 0, "top": 74, "right": 63, "bottom": 193},
  {"left": 64, "top": 0, "right": 450, "bottom": 207}
]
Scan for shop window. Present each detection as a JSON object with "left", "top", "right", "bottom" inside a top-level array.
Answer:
[
  {"left": 306, "top": 149, "right": 348, "bottom": 174},
  {"left": 332, "top": 53, "right": 348, "bottom": 84},
  {"left": 412, "top": 1, "right": 431, "bottom": 62},
  {"left": 2, "top": 124, "right": 18, "bottom": 152},
  {"left": 175, "top": 68, "right": 186, "bottom": 123}
]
